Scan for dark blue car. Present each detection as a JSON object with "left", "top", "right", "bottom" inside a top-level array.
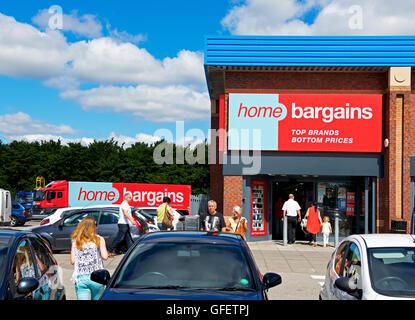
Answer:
[
  {"left": 11, "top": 202, "right": 32, "bottom": 227},
  {"left": 91, "top": 231, "right": 282, "bottom": 300},
  {"left": 0, "top": 229, "right": 66, "bottom": 300}
]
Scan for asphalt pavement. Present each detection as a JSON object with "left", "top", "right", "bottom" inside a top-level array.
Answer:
[{"left": 4, "top": 220, "right": 335, "bottom": 300}]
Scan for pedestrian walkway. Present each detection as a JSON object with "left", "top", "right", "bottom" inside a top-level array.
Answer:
[{"left": 247, "top": 240, "right": 335, "bottom": 300}]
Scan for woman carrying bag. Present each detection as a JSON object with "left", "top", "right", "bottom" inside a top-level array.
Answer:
[
  {"left": 225, "top": 206, "right": 248, "bottom": 240},
  {"left": 304, "top": 202, "right": 323, "bottom": 247},
  {"left": 157, "top": 197, "right": 174, "bottom": 230}
]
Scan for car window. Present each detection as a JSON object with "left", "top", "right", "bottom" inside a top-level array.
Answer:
[
  {"left": 334, "top": 241, "right": 349, "bottom": 275},
  {"left": 342, "top": 242, "right": 362, "bottom": 288},
  {"left": 0, "top": 237, "right": 11, "bottom": 279},
  {"left": 29, "top": 238, "right": 55, "bottom": 276},
  {"left": 113, "top": 242, "right": 255, "bottom": 290},
  {"left": 57, "top": 192, "right": 63, "bottom": 199},
  {"left": 99, "top": 211, "right": 119, "bottom": 225},
  {"left": 368, "top": 247, "right": 415, "bottom": 297},
  {"left": 142, "top": 209, "right": 157, "bottom": 216},
  {"left": 11, "top": 240, "right": 36, "bottom": 285},
  {"left": 63, "top": 211, "right": 99, "bottom": 227}
]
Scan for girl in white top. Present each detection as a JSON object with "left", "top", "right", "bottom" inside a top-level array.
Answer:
[
  {"left": 70, "top": 216, "right": 109, "bottom": 300},
  {"left": 321, "top": 216, "right": 332, "bottom": 247}
]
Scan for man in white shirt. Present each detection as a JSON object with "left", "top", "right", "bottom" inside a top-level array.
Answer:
[
  {"left": 282, "top": 194, "right": 301, "bottom": 244},
  {"left": 108, "top": 192, "right": 136, "bottom": 255}
]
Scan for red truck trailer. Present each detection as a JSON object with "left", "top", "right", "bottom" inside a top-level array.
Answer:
[{"left": 32, "top": 180, "right": 191, "bottom": 219}]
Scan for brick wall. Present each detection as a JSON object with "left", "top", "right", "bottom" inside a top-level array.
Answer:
[
  {"left": 211, "top": 69, "right": 415, "bottom": 232},
  {"left": 223, "top": 176, "right": 243, "bottom": 217}
]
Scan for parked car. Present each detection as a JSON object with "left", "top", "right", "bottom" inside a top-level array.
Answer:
[
  {"left": 32, "top": 207, "right": 150, "bottom": 252},
  {"left": 91, "top": 231, "right": 282, "bottom": 300},
  {"left": 0, "top": 229, "right": 66, "bottom": 300},
  {"left": 320, "top": 234, "right": 415, "bottom": 300},
  {"left": 10, "top": 202, "right": 32, "bottom": 227},
  {"left": 134, "top": 206, "right": 184, "bottom": 230}
]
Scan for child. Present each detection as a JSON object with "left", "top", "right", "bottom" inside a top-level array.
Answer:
[{"left": 321, "top": 216, "right": 332, "bottom": 247}]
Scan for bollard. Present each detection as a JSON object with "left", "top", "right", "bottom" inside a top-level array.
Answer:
[
  {"left": 334, "top": 212, "right": 339, "bottom": 248},
  {"left": 283, "top": 215, "right": 287, "bottom": 246}
]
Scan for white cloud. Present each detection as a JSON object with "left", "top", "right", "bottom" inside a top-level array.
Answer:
[
  {"left": 4, "top": 132, "right": 161, "bottom": 148},
  {"left": 60, "top": 84, "right": 210, "bottom": 122},
  {"left": 221, "top": 0, "right": 415, "bottom": 35},
  {"left": 0, "top": 12, "right": 209, "bottom": 123},
  {"left": 0, "top": 13, "right": 70, "bottom": 79},
  {"left": 68, "top": 38, "right": 205, "bottom": 86},
  {"left": 0, "top": 112, "right": 77, "bottom": 135},
  {"left": 32, "top": 9, "right": 103, "bottom": 38}
]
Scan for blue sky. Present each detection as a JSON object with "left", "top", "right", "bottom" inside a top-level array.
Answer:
[{"left": 0, "top": 0, "right": 414, "bottom": 147}]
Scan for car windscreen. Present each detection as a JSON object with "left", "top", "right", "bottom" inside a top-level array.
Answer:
[
  {"left": 0, "top": 237, "right": 11, "bottom": 278},
  {"left": 16, "top": 194, "right": 33, "bottom": 203},
  {"left": 112, "top": 242, "right": 256, "bottom": 291},
  {"left": 368, "top": 247, "right": 415, "bottom": 297},
  {"left": 34, "top": 191, "right": 45, "bottom": 201}
]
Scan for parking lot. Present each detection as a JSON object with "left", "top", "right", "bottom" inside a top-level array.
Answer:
[{"left": 4, "top": 220, "right": 335, "bottom": 300}]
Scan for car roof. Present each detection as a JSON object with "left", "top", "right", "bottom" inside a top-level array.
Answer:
[
  {"left": 138, "top": 231, "right": 243, "bottom": 245},
  {"left": 353, "top": 234, "right": 415, "bottom": 248},
  {"left": 0, "top": 229, "right": 32, "bottom": 239}
]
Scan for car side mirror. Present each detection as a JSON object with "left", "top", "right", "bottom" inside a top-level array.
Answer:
[
  {"left": 17, "top": 277, "right": 39, "bottom": 295},
  {"left": 91, "top": 269, "right": 111, "bottom": 286},
  {"left": 334, "top": 277, "right": 362, "bottom": 299},
  {"left": 262, "top": 273, "right": 282, "bottom": 289}
]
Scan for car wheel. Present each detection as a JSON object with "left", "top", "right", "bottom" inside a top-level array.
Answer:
[{"left": 10, "top": 216, "right": 19, "bottom": 227}]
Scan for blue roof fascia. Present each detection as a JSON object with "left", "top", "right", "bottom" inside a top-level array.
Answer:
[{"left": 204, "top": 35, "right": 415, "bottom": 67}]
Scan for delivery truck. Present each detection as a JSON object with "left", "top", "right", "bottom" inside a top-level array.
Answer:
[
  {"left": 32, "top": 180, "right": 191, "bottom": 219},
  {"left": 0, "top": 188, "right": 12, "bottom": 225}
]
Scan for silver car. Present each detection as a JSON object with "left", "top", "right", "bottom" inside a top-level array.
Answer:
[{"left": 320, "top": 234, "right": 415, "bottom": 300}]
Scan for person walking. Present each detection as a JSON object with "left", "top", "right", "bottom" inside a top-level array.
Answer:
[
  {"left": 200, "top": 200, "right": 227, "bottom": 232},
  {"left": 282, "top": 194, "right": 301, "bottom": 244},
  {"left": 321, "top": 216, "right": 332, "bottom": 247},
  {"left": 156, "top": 197, "right": 174, "bottom": 230},
  {"left": 108, "top": 192, "right": 136, "bottom": 255},
  {"left": 304, "top": 202, "right": 323, "bottom": 247},
  {"left": 225, "top": 206, "right": 248, "bottom": 240},
  {"left": 70, "top": 216, "right": 109, "bottom": 300}
]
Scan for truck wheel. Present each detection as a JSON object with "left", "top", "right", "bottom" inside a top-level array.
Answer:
[{"left": 10, "top": 216, "right": 19, "bottom": 227}]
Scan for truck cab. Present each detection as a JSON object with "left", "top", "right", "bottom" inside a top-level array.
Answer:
[{"left": 32, "top": 181, "right": 69, "bottom": 219}]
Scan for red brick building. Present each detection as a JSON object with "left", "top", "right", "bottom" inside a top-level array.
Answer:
[{"left": 204, "top": 36, "right": 415, "bottom": 242}]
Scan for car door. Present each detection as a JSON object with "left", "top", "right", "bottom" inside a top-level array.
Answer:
[
  {"left": 54, "top": 210, "right": 100, "bottom": 250},
  {"left": 97, "top": 209, "right": 119, "bottom": 248},
  {"left": 328, "top": 240, "right": 349, "bottom": 300},
  {"left": 28, "top": 237, "right": 60, "bottom": 300}
]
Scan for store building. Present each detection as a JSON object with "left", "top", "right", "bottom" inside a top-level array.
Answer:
[{"left": 204, "top": 36, "right": 415, "bottom": 242}]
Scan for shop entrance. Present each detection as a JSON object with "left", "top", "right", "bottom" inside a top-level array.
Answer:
[{"left": 272, "top": 180, "right": 314, "bottom": 240}]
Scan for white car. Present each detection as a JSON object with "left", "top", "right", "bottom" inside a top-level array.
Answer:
[
  {"left": 40, "top": 205, "right": 158, "bottom": 232},
  {"left": 320, "top": 234, "right": 415, "bottom": 300}
]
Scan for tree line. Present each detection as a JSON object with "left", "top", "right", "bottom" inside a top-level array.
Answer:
[{"left": 0, "top": 139, "right": 209, "bottom": 196}]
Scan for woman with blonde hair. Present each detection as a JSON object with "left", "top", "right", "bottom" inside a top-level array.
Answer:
[
  {"left": 226, "top": 206, "right": 248, "bottom": 240},
  {"left": 70, "top": 216, "right": 109, "bottom": 300}
]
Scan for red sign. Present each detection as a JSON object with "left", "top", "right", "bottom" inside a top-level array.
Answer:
[
  {"left": 228, "top": 94, "right": 383, "bottom": 153},
  {"left": 112, "top": 183, "right": 191, "bottom": 210}
]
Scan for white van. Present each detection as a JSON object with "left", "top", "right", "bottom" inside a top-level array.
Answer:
[{"left": 0, "top": 188, "right": 12, "bottom": 225}]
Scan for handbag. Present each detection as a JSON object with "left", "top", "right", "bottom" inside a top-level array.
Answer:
[
  {"left": 301, "top": 217, "right": 307, "bottom": 228},
  {"left": 162, "top": 204, "right": 173, "bottom": 229}
]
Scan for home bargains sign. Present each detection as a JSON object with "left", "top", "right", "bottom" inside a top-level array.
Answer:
[
  {"left": 68, "top": 182, "right": 191, "bottom": 209},
  {"left": 228, "top": 94, "right": 382, "bottom": 152}
]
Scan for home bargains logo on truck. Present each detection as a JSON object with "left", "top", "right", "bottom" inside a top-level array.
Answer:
[
  {"left": 228, "top": 93, "right": 382, "bottom": 152},
  {"left": 69, "top": 182, "right": 191, "bottom": 209}
]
